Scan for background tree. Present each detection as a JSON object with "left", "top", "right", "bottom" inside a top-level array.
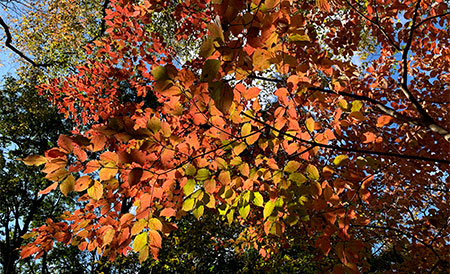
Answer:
[
  {"left": 18, "top": 0, "right": 450, "bottom": 273},
  {"left": 0, "top": 73, "right": 86, "bottom": 273}
]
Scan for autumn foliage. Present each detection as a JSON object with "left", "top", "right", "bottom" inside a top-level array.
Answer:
[{"left": 20, "top": 0, "right": 449, "bottom": 272}]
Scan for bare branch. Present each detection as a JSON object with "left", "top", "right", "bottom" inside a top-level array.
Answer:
[
  {"left": 242, "top": 112, "right": 450, "bottom": 164},
  {"left": 0, "top": 16, "right": 59, "bottom": 68}
]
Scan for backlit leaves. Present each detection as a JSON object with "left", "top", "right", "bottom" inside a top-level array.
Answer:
[
  {"left": 306, "top": 164, "right": 319, "bottom": 181},
  {"left": 133, "top": 232, "right": 147, "bottom": 252},
  {"left": 87, "top": 180, "right": 103, "bottom": 200},
  {"left": 18, "top": 0, "right": 450, "bottom": 272},
  {"left": 263, "top": 200, "right": 276, "bottom": 219},
  {"left": 22, "top": 155, "right": 47, "bottom": 166}
]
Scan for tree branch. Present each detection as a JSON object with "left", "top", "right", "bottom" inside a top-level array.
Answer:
[
  {"left": 87, "top": 0, "right": 110, "bottom": 43},
  {"left": 242, "top": 112, "right": 450, "bottom": 164},
  {"left": 0, "top": 16, "right": 57, "bottom": 68},
  {"left": 399, "top": 0, "right": 450, "bottom": 141},
  {"left": 309, "top": 87, "right": 450, "bottom": 141},
  {"left": 413, "top": 11, "right": 450, "bottom": 31}
]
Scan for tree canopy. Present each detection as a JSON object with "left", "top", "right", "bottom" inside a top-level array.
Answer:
[{"left": 15, "top": 0, "right": 450, "bottom": 272}]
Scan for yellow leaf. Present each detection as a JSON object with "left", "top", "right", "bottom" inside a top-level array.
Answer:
[
  {"left": 139, "top": 246, "right": 149, "bottom": 263},
  {"left": 196, "top": 169, "right": 210, "bottom": 181},
  {"left": 103, "top": 228, "right": 115, "bottom": 246},
  {"left": 148, "top": 218, "right": 163, "bottom": 231},
  {"left": 133, "top": 232, "right": 148, "bottom": 252},
  {"left": 22, "top": 155, "right": 47, "bottom": 166},
  {"left": 305, "top": 117, "right": 315, "bottom": 132},
  {"left": 351, "top": 100, "right": 363, "bottom": 112},
  {"left": 59, "top": 174, "right": 75, "bottom": 196},
  {"left": 183, "top": 179, "right": 196, "bottom": 196},
  {"left": 87, "top": 180, "right": 103, "bottom": 200},
  {"left": 263, "top": 200, "right": 275, "bottom": 219},
  {"left": 185, "top": 164, "right": 196, "bottom": 176},
  {"left": 333, "top": 155, "right": 349, "bottom": 166},
  {"left": 289, "top": 33, "right": 310, "bottom": 42},
  {"left": 306, "top": 164, "right": 320, "bottom": 181},
  {"left": 253, "top": 191, "right": 264, "bottom": 207},
  {"left": 241, "top": 123, "right": 252, "bottom": 137},
  {"left": 233, "top": 142, "right": 247, "bottom": 155},
  {"left": 99, "top": 162, "right": 117, "bottom": 181},
  {"left": 289, "top": 173, "right": 307, "bottom": 185},
  {"left": 182, "top": 197, "right": 195, "bottom": 211},
  {"left": 284, "top": 161, "right": 301, "bottom": 173},
  {"left": 239, "top": 204, "right": 250, "bottom": 219}
]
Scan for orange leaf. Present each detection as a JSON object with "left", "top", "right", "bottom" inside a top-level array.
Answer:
[
  {"left": 243, "top": 87, "right": 260, "bottom": 100},
  {"left": 316, "top": 0, "right": 330, "bottom": 12},
  {"left": 148, "top": 229, "right": 162, "bottom": 248},
  {"left": 58, "top": 135, "right": 73, "bottom": 153},
  {"left": 75, "top": 176, "right": 91, "bottom": 192},
  {"left": 204, "top": 179, "right": 217, "bottom": 193},
  {"left": 316, "top": 236, "right": 331, "bottom": 256},
  {"left": 376, "top": 115, "right": 393, "bottom": 127},
  {"left": 38, "top": 182, "right": 58, "bottom": 195},
  {"left": 160, "top": 208, "right": 176, "bottom": 218},
  {"left": 363, "top": 132, "right": 377, "bottom": 143},
  {"left": 91, "top": 135, "right": 107, "bottom": 152}
]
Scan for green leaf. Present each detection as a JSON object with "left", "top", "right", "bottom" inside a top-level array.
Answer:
[
  {"left": 333, "top": 155, "right": 349, "bottom": 166},
  {"left": 199, "top": 37, "right": 215, "bottom": 58},
  {"left": 289, "top": 33, "right": 310, "bottom": 42},
  {"left": 288, "top": 173, "right": 307, "bottom": 185},
  {"left": 183, "top": 179, "right": 196, "bottom": 196},
  {"left": 133, "top": 232, "right": 147, "bottom": 252},
  {"left": 226, "top": 208, "right": 235, "bottom": 225},
  {"left": 201, "top": 59, "right": 221, "bottom": 82},
  {"left": 306, "top": 164, "right": 320, "bottom": 181},
  {"left": 185, "top": 164, "right": 196, "bottom": 176},
  {"left": 182, "top": 197, "right": 195, "bottom": 211},
  {"left": 253, "top": 191, "right": 264, "bottom": 207},
  {"left": 263, "top": 200, "right": 276, "bottom": 219},
  {"left": 284, "top": 160, "right": 301, "bottom": 173},
  {"left": 151, "top": 66, "right": 168, "bottom": 81},
  {"left": 196, "top": 169, "right": 210, "bottom": 181},
  {"left": 193, "top": 205, "right": 204, "bottom": 220}
]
